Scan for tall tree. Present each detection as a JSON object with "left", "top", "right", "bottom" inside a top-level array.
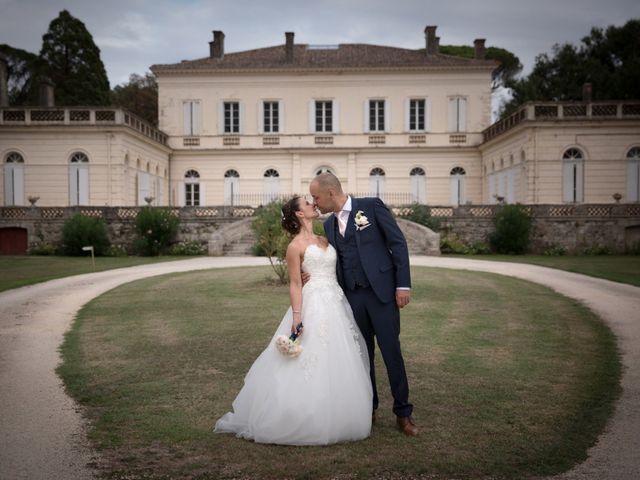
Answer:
[
  {"left": 111, "top": 73, "right": 158, "bottom": 126},
  {"left": 0, "top": 44, "right": 40, "bottom": 105},
  {"left": 501, "top": 19, "right": 640, "bottom": 117},
  {"left": 39, "top": 9, "right": 110, "bottom": 105},
  {"left": 439, "top": 45, "right": 522, "bottom": 91}
]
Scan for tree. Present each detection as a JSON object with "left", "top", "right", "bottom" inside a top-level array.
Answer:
[
  {"left": 0, "top": 44, "right": 40, "bottom": 105},
  {"left": 501, "top": 19, "right": 640, "bottom": 117},
  {"left": 439, "top": 45, "right": 522, "bottom": 90},
  {"left": 111, "top": 73, "right": 158, "bottom": 126},
  {"left": 39, "top": 9, "right": 110, "bottom": 106},
  {"left": 251, "top": 200, "right": 290, "bottom": 284}
]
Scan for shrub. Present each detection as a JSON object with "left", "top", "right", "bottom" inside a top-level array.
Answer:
[
  {"left": 170, "top": 241, "right": 206, "bottom": 256},
  {"left": 543, "top": 244, "right": 567, "bottom": 256},
  {"left": 582, "top": 245, "right": 611, "bottom": 255},
  {"left": 105, "top": 245, "right": 128, "bottom": 257},
  {"left": 398, "top": 203, "right": 441, "bottom": 231},
  {"left": 490, "top": 204, "right": 531, "bottom": 254},
  {"left": 251, "top": 200, "right": 289, "bottom": 284},
  {"left": 440, "top": 236, "right": 470, "bottom": 254},
  {"left": 62, "top": 214, "right": 110, "bottom": 256},
  {"left": 134, "top": 207, "right": 179, "bottom": 256},
  {"left": 29, "top": 243, "right": 58, "bottom": 255}
]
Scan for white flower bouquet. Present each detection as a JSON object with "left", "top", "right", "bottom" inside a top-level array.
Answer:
[{"left": 275, "top": 323, "right": 303, "bottom": 357}]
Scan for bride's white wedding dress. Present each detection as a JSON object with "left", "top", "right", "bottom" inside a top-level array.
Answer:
[{"left": 214, "top": 244, "right": 373, "bottom": 445}]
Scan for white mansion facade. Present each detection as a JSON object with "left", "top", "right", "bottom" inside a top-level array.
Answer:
[{"left": 1, "top": 27, "right": 639, "bottom": 208}]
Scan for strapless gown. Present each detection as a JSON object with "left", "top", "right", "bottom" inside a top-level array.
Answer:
[{"left": 214, "top": 244, "right": 373, "bottom": 445}]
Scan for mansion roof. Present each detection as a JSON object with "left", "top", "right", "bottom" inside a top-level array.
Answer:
[{"left": 150, "top": 43, "right": 498, "bottom": 74}]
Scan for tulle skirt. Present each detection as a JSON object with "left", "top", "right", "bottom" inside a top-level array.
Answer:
[{"left": 214, "top": 281, "right": 372, "bottom": 445}]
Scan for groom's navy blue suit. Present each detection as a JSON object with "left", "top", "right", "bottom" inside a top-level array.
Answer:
[{"left": 324, "top": 196, "right": 413, "bottom": 417}]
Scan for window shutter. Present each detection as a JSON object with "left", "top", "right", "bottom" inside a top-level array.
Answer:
[
  {"left": 384, "top": 99, "right": 390, "bottom": 133},
  {"left": 459, "top": 98, "right": 467, "bottom": 132},
  {"left": 627, "top": 161, "right": 640, "bottom": 201},
  {"left": 363, "top": 100, "right": 369, "bottom": 133},
  {"left": 183, "top": 102, "right": 192, "bottom": 135},
  {"left": 450, "top": 176, "right": 458, "bottom": 206},
  {"left": 333, "top": 100, "right": 339, "bottom": 133},
  {"left": 562, "top": 161, "right": 574, "bottom": 202},
  {"left": 78, "top": 165, "right": 89, "bottom": 205},
  {"left": 199, "top": 182, "right": 206, "bottom": 206},
  {"left": 404, "top": 98, "right": 410, "bottom": 132},
  {"left": 69, "top": 165, "right": 78, "bottom": 206},
  {"left": 576, "top": 161, "right": 584, "bottom": 202},
  {"left": 278, "top": 100, "right": 284, "bottom": 134},
  {"left": 308, "top": 100, "right": 315, "bottom": 133},
  {"left": 193, "top": 102, "right": 201, "bottom": 135},
  {"left": 488, "top": 174, "right": 495, "bottom": 203},
  {"left": 258, "top": 101, "right": 264, "bottom": 134},
  {"left": 178, "top": 182, "right": 186, "bottom": 207},
  {"left": 13, "top": 164, "right": 25, "bottom": 206},
  {"left": 425, "top": 98, "right": 432, "bottom": 132},
  {"left": 218, "top": 102, "right": 224, "bottom": 135},
  {"left": 238, "top": 102, "right": 245, "bottom": 134},
  {"left": 448, "top": 98, "right": 457, "bottom": 132},
  {"left": 4, "top": 165, "right": 13, "bottom": 205}
]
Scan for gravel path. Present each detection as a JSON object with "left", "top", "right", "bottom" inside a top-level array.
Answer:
[{"left": 1, "top": 256, "right": 638, "bottom": 480}]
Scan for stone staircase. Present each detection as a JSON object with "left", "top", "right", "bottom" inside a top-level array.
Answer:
[{"left": 208, "top": 216, "right": 440, "bottom": 256}]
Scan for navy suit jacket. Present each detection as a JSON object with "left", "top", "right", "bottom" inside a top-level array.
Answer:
[{"left": 324, "top": 197, "right": 411, "bottom": 304}]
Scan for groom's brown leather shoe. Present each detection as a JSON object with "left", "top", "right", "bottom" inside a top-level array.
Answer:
[{"left": 396, "top": 416, "right": 418, "bottom": 436}]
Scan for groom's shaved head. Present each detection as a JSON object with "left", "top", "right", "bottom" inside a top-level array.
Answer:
[{"left": 313, "top": 172, "right": 343, "bottom": 193}]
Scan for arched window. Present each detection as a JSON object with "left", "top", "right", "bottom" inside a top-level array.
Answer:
[
  {"left": 184, "top": 169, "right": 200, "bottom": 206},
  {"left": 224, "top": 169, "right": 240, "bottom": 205},
  {"left": 4, "top": 152, "right": 25, "bottom": 206},
  {"left": 263, "top": 168, "right": 280, "bottom": 203},
  {"left": 627, "top": 147, "right": 640, "bottom": 202},
  {"left": 409, "top": 167, "right": 426, "bottom": 203},
  {"left": 562, "top": 148, "right": 584, "bottom": 203},
  {"left": 450, "top": 167, "right": 466, "bottom": 206},
  {"left": 69, "top": 152, "right": 89, "bottom": 206},
  {"left": 369, "top": 167, "right": 385, "bottom": 199},
  {"left": 138, "top": 161, "right": 151, "bottom": 206}
]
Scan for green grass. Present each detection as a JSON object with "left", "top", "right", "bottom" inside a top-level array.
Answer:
[
  {"left": 58, "top": 266, "right": 621, "bottom": 480},
  {"left": 446, "top": 254, "right": 640, "bottom": 287},
  {"left": 0, "top": 255, "right": 188, "bottom": 292}
]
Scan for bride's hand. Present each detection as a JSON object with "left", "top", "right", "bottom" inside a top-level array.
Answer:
[{"left": 291, "top": 317, "right": 303, "bottom": 337}]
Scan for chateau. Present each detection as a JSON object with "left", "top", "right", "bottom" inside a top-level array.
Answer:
[{"left": 1, "top": 26, "right": 639, "bottom": 209}]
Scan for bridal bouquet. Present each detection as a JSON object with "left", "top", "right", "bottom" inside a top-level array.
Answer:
[{"left": 275, "top": 323, "right": 303, "bottom": 357}]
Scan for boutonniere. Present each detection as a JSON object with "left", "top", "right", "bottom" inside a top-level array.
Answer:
[{"left": 354, "top": 210, "right": 371, "bottom": 231}]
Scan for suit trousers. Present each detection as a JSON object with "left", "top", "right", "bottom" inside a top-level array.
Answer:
[{"left": 345, "top": 286, "right": 413, "bottom": 418}]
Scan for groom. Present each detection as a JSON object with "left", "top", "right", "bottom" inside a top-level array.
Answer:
[{"left": 309, "top": 173, "right": 418, "bottom": 436}]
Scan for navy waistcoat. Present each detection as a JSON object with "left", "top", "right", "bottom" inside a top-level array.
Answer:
[{"left": 334, "top": 219, "right": 370, "bottom": 290}]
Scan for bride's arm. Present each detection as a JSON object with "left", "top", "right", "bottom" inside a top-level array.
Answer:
[{"left": 286, "top": 243, "right": 304, "bottom": 335}]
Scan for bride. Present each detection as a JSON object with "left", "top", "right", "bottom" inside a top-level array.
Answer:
[{"left": 214, "top": 196, "right": 373, "bottom": 445}]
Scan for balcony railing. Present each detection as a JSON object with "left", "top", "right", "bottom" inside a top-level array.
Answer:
[
  {"left": 483, "top": 101, "right": 640, "bottom": 142},
  {"left": 0, "top": 107, "right": 168, "bottom": 145}
]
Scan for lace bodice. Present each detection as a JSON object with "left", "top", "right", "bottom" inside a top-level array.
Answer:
[{"left": 302, "top": 244, "right": 339, "bottom": 286}]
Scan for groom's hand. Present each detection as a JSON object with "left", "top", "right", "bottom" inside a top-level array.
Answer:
[
  {"left": 396, "top": 289, "right": 411, "bottom": 308},
  {"left": 301, "top": 271, "right": 311, "bottom": 285}
]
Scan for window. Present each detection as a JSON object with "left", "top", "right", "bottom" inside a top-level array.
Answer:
[
  {"left": 263, "top": 101, "right": 279, "bottom": 133},
  {"left": 4, "top": 152, "right": 25, "bottom": 206},
  {"left": 315, "top": 101, "right": 333, "bottom": 133},
  {"left": 562, "top": 148, "right": 584, "bottom": 203},
  {"left": 224, "top": 102, "right": 240, "bottom": 134},
  {"left": 224, "top": 169, "right": 240, "bottom": 205},
  {"left": 184, "top": 169, "right": 200, "bottom": 206},
  {"left": 448, "top": 97, "right": 467, "bottom": 132},
  {"left": 263, "top": 169, "right": 280, "bottom": 203},
  {"left": 450, "top": 167, "right": 466, "bottom": 206},
  {"left": 183, "top": 101, "right": 200, "bottom": 136},
  {"left": 627, "top": 147, "right": 640, "bottom": 202},
  {"left": 69, "top": 152, "right": 89, "bottom": 206},
  {"left": 369, "top": 100, "right": 385, "bottom": 132},
  {"left": 410, "top": 167, "right": 426, "bottom": 203},
  {"left": 409, "top": 99, "right": 425, "bottom": 131},
  {"left": 369, "top": 167, "right": 386, "bottom": 199}
]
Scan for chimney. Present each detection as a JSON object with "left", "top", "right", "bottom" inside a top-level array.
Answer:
[
  {"left": 424, "top": 26, "right": 437, "bottom": 55},
  {"left": 434, "top": 36, "right": 440, "bottom": 53},
  {"left": 285, "top": 32, "right": 295, "bottom": 62},
  {"left": 209, "top": 30, "right": 225, "bottom": 59},
  {"left": 39, "top": 77, "right": 55, "bottom": 107},
  {"left": 0, "top": 53, "right": 8, "bottom": 107},
  {"left": 582, "top": 83, "right": 592, "bottom": 102},
  {"left": 474, "top": 39, "right": 486, "bottom": 59}
]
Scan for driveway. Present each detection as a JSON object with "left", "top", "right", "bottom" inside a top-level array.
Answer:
[{"left": 1, "top": 256, "right": 638, "bottom": 479}]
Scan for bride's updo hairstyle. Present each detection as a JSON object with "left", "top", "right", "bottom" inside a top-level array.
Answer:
[{"left": 281, "top": 196, "right": 302, "bottom": 235}]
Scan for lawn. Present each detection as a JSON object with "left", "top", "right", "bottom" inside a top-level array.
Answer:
[
  {"left": 58, "top": 266, "right": 621, "bottom": 480},
  {"left": 447, "top": 254, "right": 640, "bottom": 287},
  {"left": 0, "top": 255, "right": 189, "bottom": 292}
]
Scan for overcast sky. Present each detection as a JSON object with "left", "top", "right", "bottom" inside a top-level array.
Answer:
[{"left": 1, "top": 0, "right": 639, "bottom": 88}]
